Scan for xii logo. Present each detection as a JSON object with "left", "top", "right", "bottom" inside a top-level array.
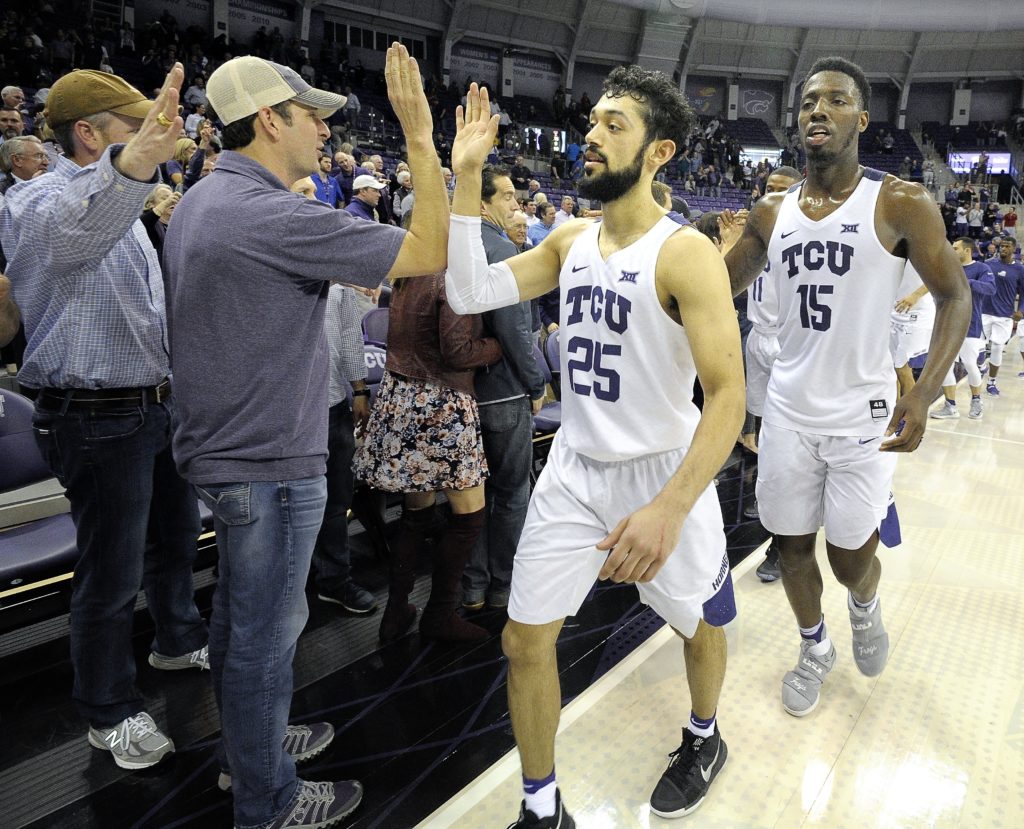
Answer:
[{"left": 841, "top": 223, "right": 859, "bottom": 234}]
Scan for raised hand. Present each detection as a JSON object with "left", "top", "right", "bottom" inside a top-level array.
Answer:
[
  {"left": 451, "top": 83, "right": 499, "bottom": 178},
  {"left": 385, "top": 43, "right": 433, "bottom": 147},
  {"left": 115, "top": 63, "right": 185, "bottom": 182}
]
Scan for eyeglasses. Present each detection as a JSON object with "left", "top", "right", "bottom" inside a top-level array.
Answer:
[{"left": 18, "top": 152, "right": 48, "bottom": 161}]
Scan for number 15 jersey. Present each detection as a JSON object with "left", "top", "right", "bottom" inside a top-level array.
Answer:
[
  {"left": 763, "top": 168, "right": 905, "bottom": 437},
  {"left": 558, "top": 216, "right": 702, "bottom": 462}
]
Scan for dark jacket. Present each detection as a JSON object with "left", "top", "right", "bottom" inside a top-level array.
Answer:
[
  {"left": 476, "top": 219, "right": 546, "bottom": 404},
  {"left": 386, "top": 271, "right": 503, "bottom": 396}
]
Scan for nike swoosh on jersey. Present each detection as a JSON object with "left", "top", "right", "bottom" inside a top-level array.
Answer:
[
  {"left": 858, "top": 437, "right": 880, "bottom": 445},
  {"left": 780, "top": 230, "right": 798, "bottom": 239},
  {"left": 572, "top": 265, "right": 588, "bottom": 272}
]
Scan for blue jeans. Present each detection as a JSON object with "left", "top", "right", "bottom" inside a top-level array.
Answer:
[
  {"left": 32, "top": 398, "right": 207, "bottom": 727},
  {"left": 464, "top": 397, "right": 533, "bottom": 604},
  {"left": 197, "top": 477, "right": 326, "bottom": 829}
]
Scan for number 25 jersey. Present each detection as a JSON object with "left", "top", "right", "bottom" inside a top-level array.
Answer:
[
  {"left": 558, "top": 216, "right": 703, "bottom": 462},
  {"left": 764, "top": 169, "right": 904, "bottom": 437}
]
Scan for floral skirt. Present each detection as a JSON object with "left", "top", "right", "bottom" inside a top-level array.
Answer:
[{"left": 352, "top": 370, "right": 489, "bottom": 492}]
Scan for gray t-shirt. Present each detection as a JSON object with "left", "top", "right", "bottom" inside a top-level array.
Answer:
[{"left": 164, "top": 151, "right": 404, "bottom": 484}]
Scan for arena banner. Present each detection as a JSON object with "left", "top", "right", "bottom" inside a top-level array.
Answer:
[
  {"left": 450, "top": 42, "right": 501, "bottom": 91},
  {"left": 513, "top": 52, "right": 561, "bottom": 99}
]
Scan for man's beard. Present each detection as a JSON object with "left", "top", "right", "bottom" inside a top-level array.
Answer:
[
  {"left": 804, "top": 126, "right": 858, "bottom": 164},
  {"left": 578, "top": 145, "right": 645, "bottom": 204},
  {"left": 2, "top": 128, "right": 20, "bottom": 140}
]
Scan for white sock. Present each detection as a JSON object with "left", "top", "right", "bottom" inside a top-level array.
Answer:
[
  {"left": 849, "top": 592, "right": 879, "bottom": 615},
  {"left": 799, "top": 618, "right": 832, "bottom": 656},
  {"left": 523, "top": 777, "right": 557, "bottom": 819}
]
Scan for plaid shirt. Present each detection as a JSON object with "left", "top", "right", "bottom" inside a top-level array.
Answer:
[
  {"left": 0, "top": 148, "right": 169, "bottom": 389},
  {"left": 326, "top": 283, "right": 367, "bottom": 407}
]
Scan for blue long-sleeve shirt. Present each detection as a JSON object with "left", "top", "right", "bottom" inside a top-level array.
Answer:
[
  {"left": 0, "top": 148, "right": 169, "bottom": 389},
  {"left": 964, "top": 260, "right": 996, "bottom": 338},
  {"left": 981, "top": 257, "right": 1024, "bottom": 318}
]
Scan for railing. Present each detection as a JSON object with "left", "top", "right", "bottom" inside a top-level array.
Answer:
[{"left": 90, "top": 0, "right": 123, "bottom": 27}]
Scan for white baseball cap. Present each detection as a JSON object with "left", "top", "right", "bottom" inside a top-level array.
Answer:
[
  {"left": 353, "top": 174, "right": 387, "bottom": 191},
  {"left": 206, "top": 56, "right": 346, "bottom": 125}
]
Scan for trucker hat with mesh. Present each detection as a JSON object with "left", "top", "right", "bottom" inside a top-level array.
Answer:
[{"left": 206, "top": 56, "right": 347, "bottom": 125}]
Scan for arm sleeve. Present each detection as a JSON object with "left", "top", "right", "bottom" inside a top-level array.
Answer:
[
  {"left": 970, "top": 265, "right": 996, "bottom": 296},
  {"left": 337, "top": 288, "right": 368, "bottom": 382},
  {"left": 39, "top": 145, "right": 158, "bottom": 272},
  {"left": 444, "top": 215, "right": 521, "bottom": 314}
]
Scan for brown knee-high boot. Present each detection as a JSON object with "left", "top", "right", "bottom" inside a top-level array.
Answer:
[
  {"left": 419, "top": 508, "right": 489, "bottom": 643},
  {"left": 379, "top": 504, "right": 435, "bottom": 644}
]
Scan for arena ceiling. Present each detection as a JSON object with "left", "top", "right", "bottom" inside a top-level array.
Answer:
[{"left": 318, "top": 0, "right": 1024, "bottom": 82}]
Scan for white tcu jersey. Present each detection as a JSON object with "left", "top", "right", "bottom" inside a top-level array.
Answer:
[
  {"left": 746, "top": 260, "right": 780, "bottom": 333},
  {"left": 559, "top": 216, "right": 702, "bottom": 461},
  {"left": 891, "top": 261, "right": 935, "bottom": 327},
  {"left": 763, "top": 169, "right": 905, "bottom": 436}
]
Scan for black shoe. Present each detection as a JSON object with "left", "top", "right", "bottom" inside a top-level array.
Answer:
[
  {"left": 507, "top": 788, "right": 575, "bottom": 828},
  {"left": 756, "top": 543, "right": 781, "bottom": 583},
  {"left": 742, "top": 496, "right": 759, "bottom": 520},
  {"left": 650, "top": 726, "right": 728, "bottom": 818},
  {"left": 318, "top": 581, "right": 378, "bottom": 615}
]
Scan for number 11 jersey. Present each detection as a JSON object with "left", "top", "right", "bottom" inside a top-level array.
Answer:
[
  {"left": 558, "top": 216, "right": 702, "bottom": 462},
  {"left": 764, "top": 169, "right": 905, "bottom": 437}
]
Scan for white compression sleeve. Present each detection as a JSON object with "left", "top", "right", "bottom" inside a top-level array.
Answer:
[{"left": 444, "top": 214, "right": 521, "bottom": 314}]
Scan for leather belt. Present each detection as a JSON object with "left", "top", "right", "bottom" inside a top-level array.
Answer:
[{"left": 36, "top": 378, "right": 172, "bottom": 409}]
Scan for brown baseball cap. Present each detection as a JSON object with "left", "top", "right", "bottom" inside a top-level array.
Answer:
[{"left": 44, "top": 70, "right": 152, "bottom": 128}]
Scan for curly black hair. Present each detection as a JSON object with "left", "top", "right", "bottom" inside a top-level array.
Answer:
[
  {"left": 803, "top": 56, "right": 871, "bottom": 112},
  {"left": 601, "top": 65, "right": 694, "bottom": 152}
]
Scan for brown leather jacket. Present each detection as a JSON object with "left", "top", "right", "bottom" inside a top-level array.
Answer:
[{"left": 385, "top": 272, "right": 502, "bottom": 397}]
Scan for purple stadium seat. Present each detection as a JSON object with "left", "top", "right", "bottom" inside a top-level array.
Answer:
[
  {"left": 362, "top": 307, "right": 390, "bottom": 346},
  {"left": 544, "top": 329, "right": 560, "bottom": 374},
  {"left": 531, "top": 345, "right": 561, "bottom": 433},
  {"left": 0, "top": 389, "right": 214, "bottom": 594},
  {"left": 0, "top": 389, "right": 78, "bottom": 591},
  {"left": 363, "top": 344, "right": 387, "bottom": 404}
]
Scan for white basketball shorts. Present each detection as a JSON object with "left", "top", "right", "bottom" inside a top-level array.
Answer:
[
  {"left": 756, "top": 421, "right": 898, "bottom": 550},
  {"left": 508, "top": 431, "right": 735, "bottom": 637},
  {"left": 745, "top": 327, "right": 780, "bottom": 417},
  {"left": 982, "top": 314, "right": 1014, "bottom": 346},
  {"left": 889, "top": 313, "right": 933, "bottom": 368}
]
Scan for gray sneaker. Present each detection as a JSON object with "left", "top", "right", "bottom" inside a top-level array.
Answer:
[
  {"left": 148, "top": 643, "right": 209, "bottom": 671},
  {"left": 849, "top": 594, "right": 889, "bottom": 677},
  {"left": 929, "top": 402, "right": 959, "bottom": 419},
  {"left": 87, "top": 711, "right": 175, "bottom": 770},
  {"left": 233, "top": 780, "right": 363, "bottom": 829},
  {"left": 756, "top": 543, "right": 781, "bottom": 583},
  {"left": 781, "top": 640, "right": 836, "bottom": 717},
  {"left": 219, "top": 722, "right": 335, "bottom": 791},
  {"left": 968, "top": 398, "right": 983, "bottom": 419}
]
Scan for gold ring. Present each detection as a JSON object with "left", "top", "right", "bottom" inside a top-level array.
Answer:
[{"left": 156, "top": 113, "right": 173, "bottom": 128}]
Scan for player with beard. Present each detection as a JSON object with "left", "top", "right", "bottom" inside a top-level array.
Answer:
[
  {"left": 722, "top": 57, "right": 971, "bottom": 718},
  {"left": 444, "top": 67, "right": 746, "bottom": 826}
]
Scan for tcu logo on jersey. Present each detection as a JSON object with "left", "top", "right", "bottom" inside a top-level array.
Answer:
[
  {"left": 781, "top": 240, "right": 854, "bottom": 279},
  {"left": 564, "top": 285, "right": 632, "bottom": 334}
]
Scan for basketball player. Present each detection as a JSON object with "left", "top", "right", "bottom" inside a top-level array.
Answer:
[
  {"left": 930, "top": 238, "right": 995, "bottom": 420},
  {"left": 445, "top": 69, "right": 746, "bottom": 825},
  {"left": 981, "top": 236, "right": 1024, "bottom": 395},
  {"left": 723, "top": 56, "right": 970, "bottom": 718},
  {"left": 890, "top": 261, "right": 934, "bottom": 396},
  {"left": 724, "top": 166, "right": 803, "bottom": 582}
]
